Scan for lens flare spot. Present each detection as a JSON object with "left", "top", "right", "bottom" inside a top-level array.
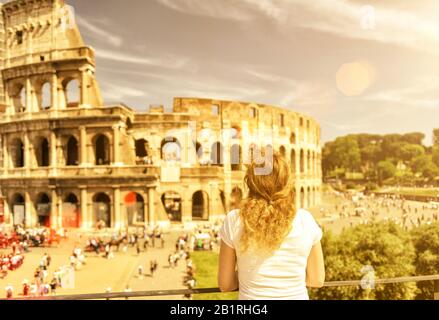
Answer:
[{"left": 336, "top": 61, "right": 375, "bottom": 96}]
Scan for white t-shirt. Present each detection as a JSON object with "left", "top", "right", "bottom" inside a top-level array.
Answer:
[{"left": 219, "top": 209, "right": 322, "bottom": 300}]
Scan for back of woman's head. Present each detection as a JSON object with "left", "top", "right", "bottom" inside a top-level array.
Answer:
[{"left": 240, "top": 152, "right": 296, "bottom": 253}]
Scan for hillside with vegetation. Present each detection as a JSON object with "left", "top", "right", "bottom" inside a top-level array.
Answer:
[{"left": 322, "top": 129, "right": 439, "bottom": 188}]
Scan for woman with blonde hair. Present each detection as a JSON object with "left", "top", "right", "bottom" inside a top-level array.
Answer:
[{"left": 218, "top": 152, "right": 325, "bottom": 300}]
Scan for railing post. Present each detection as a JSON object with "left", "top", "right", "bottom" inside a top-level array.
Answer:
[{"left": 434, "top": 280, "right": 439, "bottom": 301}]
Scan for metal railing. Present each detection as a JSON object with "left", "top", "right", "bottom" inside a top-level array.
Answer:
[{"left": 4, "top": 275, "right": 439, "bottom": 301}]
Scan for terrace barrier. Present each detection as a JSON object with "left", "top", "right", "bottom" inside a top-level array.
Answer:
[{"left": 3, "top": 274, "right": 439, "bottom": 301}]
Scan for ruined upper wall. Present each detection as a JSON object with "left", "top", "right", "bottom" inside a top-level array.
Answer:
[{"left": 2, "top": 0, "right": 84, "bottom": 65}]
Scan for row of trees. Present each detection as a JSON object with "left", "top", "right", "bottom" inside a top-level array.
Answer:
[
  {"left": 322, "top": 130, "right": 439, "bottom": 185},
  {"left": 309, "top": 221, "right": 439, "bottom": 300}
]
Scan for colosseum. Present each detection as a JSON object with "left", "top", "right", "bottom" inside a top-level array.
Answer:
[{"left": 0, "top": 0, "right": 322, "bottom": 230}]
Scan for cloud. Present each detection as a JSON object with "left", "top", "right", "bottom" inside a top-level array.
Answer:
[
  {"left": 95, "top": 48, "right": 190, "bottom": 69},
  {"left": 76, "top": 16, "right": 123, "bottom": 47},
  {"left": 154, "top": 0, "right": 439, "bottom": 56},
  {"left": 154, "top": 0, "right": 259, "bottom": 21},
  {"left": 100, "top": 83, "right": 147, "bottom": 102},
  {"left": 365, "top": 77, "right": 439, "bottom": 109}
]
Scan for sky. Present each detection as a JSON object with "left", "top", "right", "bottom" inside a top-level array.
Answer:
[{"left": 66, "top": 0, "right": 439, "bottom": 145}]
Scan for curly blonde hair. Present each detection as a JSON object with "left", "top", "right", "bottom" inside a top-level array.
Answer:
[{"left": 239, "top": 152, "right": 296, "bottom": 253}]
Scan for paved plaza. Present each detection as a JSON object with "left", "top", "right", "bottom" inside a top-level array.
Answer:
[
  {"left": 1, "top": 228, "right": 189, "bottom": 300},
  {"left": 2, "top": 192, "right": 438, "bottom": 300}
]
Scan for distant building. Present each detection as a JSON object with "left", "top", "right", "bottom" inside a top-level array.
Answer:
[{"left": 0, "top": 0, "right": 322, "bottom": 230}]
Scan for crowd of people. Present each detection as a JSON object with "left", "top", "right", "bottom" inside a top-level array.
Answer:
[
  {"left": 0, "top": 225, "right": 65, "bottom": 250},
  {"left": 1, "top": 249, "right": 25, "bottom": 280},
  {"left": 322, "top": 192, "right": 439, "bottom": 231}
]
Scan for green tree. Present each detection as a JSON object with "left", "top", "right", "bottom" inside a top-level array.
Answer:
[
  {"left": 410, "top": 223, "right": 439, "bottom": 300},
  {"left": 433, "top": 129, "right": 439, "bottom": 146},
  {"left": 310, "top": 223, "right": 417, "bottom": 300},
  {"left": 410, "top": 155, "right": 439, "bottom": 180},
  {"left": 400, "top": 144, "right": 425, "bottom": 163},
  {"left": 402, "top": 132, "right": 425, "bottom": 145},
  {"left": 377, "top": 160, "right": 396, "bottom": 183},
  {"left": 433, "top": 146, "right": 439, "bottom": 167},
  {"left": 332, "top": 136, "right": 361, "bottom": 171}
]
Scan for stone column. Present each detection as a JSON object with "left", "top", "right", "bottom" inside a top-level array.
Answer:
[
  {"left": 50, "top": 131, "right": 58, "bottom": 173},
  {"left": 25, "top": 191, "right": 32, "bottom": 228},
  {"left": 112, "top": 125, "right": 122, "bottom": 166},
  {"left": 79, "top": 126, "right": 88, "bottom": 166},
  {"left": 4, "top": 85, "right": 11, "bottom": 116},
  {"left": 3, "top": 196, "right": 11, "bottom": 226},
  {"left": 148, "top": 187, "right": 155, "bottom": 227},
  {"left": 113, "top": 187, "right": 121, "bottom": 230},
  {"left": 24, "top": 132, "right": 31, "bottom": 175},
  {"left": 3, "top": 134, "right": 9, "bottom": 171},
  {"left": 25, "top": 78, "right": 32, "bottom": 113},
  {"left": 57, "top": 195, "right": 63, "bottom": 229},
  {"left": 51, "top": 73, "right": 58, "bottom": 110},
  {"left": 80, "top": 187, "right": 88, "bottom": 229},
  {"left": 50, "top": 189, "right": 58, "bottom": 229},
  {"left": 143, "top": 191, "right": 149, "bottom": 225},
  {"left": 80, "top": 69, "right": 89, "bottom": 107}
]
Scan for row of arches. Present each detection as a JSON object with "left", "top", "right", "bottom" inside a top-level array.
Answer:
[
  {"left": 137, "top": 137, "right": 321, "bottom": 174},
  {"left": 7, "top": 134, "right": 111, "bottom": 168},
  {"left": 9, "top": 192, "right": 80, "bottom": 228},
  {"left": 161, "top": 190, "right": 210, "bottom": 222},
  {"left": 9, "top": 78, "right": 80, "bottom": 114},
  {"left": 7, "top": 191, "right": 148, "bottom": 228}
]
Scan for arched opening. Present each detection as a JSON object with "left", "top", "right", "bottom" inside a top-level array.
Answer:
[
  {"left": 11, "top": 194, "right": 25, "bottom": 226},
  {"left": 231, "top": 144, "right": 242, "bottom": 171},
  {"left": 161, "top": 192, "right": 182, "bottom": 222},
  {"left": 291, "top": 149, "right": 296, "bottom": 174},
  {"left": 290, "top": 132, "right": 296, "bottom": 144},
  {"left": 36, "top": 193, "right": 51, "bottom": 227},
  {"left": 313, "top": 187, "right": 317, "bottom": 207},
  {"left": 66, "top": 136, "right": 79, "bottom": 166},
  {"left": 230, "top": 187, "right": 243, "bottom": 210},
  {"left": 300, "top": 149, "right": 305, "bottom": 173},
  {"left": 307, "top": 187, "right": 312, "bottom": 208},
  {"left": 93, "top": 193, "right": 111, "bottom": 228},
  {"left": 65, "top": 79, "right": 80, "bottom": 108},
  {"left": 312, "top": 152, "right": 316, "bottom": 176},
  {"left": 195, "top": 141, "right": 203, "bottom": 163},
  {"left": 125, "top": 192, "right": 145, "bottom": 226},
  {"left": 230, "top": 126, "right": 241, "bottom": 139},
  {"left": 35, "top": 137, "right": 50, "bottom": 167},
  {"left": 279, "top": 145, "right": 287, "bottom": 158},
  {"left": 12, "top": 85, "right": 26, "bottom": 113},
  {"left": 211, "top": 142, "right": 223, "bottom": 166},
  {"left": 63, "top": 193, "right": 80, "bottom": 228},
  {"left": 161, "top": 137, "right": 181, "bottom": 161},
  {"left": 11, "top": 138, "right": 24, "bottom": 168},
  {"left": 94, "top": 134, "right": 110, "bottom": 165},
  {"left": 247, "top": 143, "right": 261, "bottom": 164},
  {"left": 307, "top": 151, "right": 312, "bottom": 175},
  {"left": 300, "top": 188, "right": 305, "bottom": 209},
  {"left": 135, "top": 139, "right": 151, "bottom": 165},
  {"left": 135, "top": 139, "right": 148, "bottom": 158},
  {"left": 192, "top": 191, "right": 209, "bottom": 220},
  {"left": 40, "top": 82, "right": 51, "bottom": 110}
]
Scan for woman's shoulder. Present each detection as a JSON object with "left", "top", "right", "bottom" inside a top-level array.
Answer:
[
  {"left": 225, "top": 209, "right": 241, "bottom": 224},
  {"left": 295, "top": 209, "right": 319, "bottom": 225}
]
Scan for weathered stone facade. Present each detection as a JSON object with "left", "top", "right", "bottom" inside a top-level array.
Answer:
[{"left": 0, "top": 0, "right": 322, "bottom": 230}]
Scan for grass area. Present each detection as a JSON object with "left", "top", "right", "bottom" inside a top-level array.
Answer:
[{"left": 191, "top": 251, "right": 238, "bottom": 300}]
